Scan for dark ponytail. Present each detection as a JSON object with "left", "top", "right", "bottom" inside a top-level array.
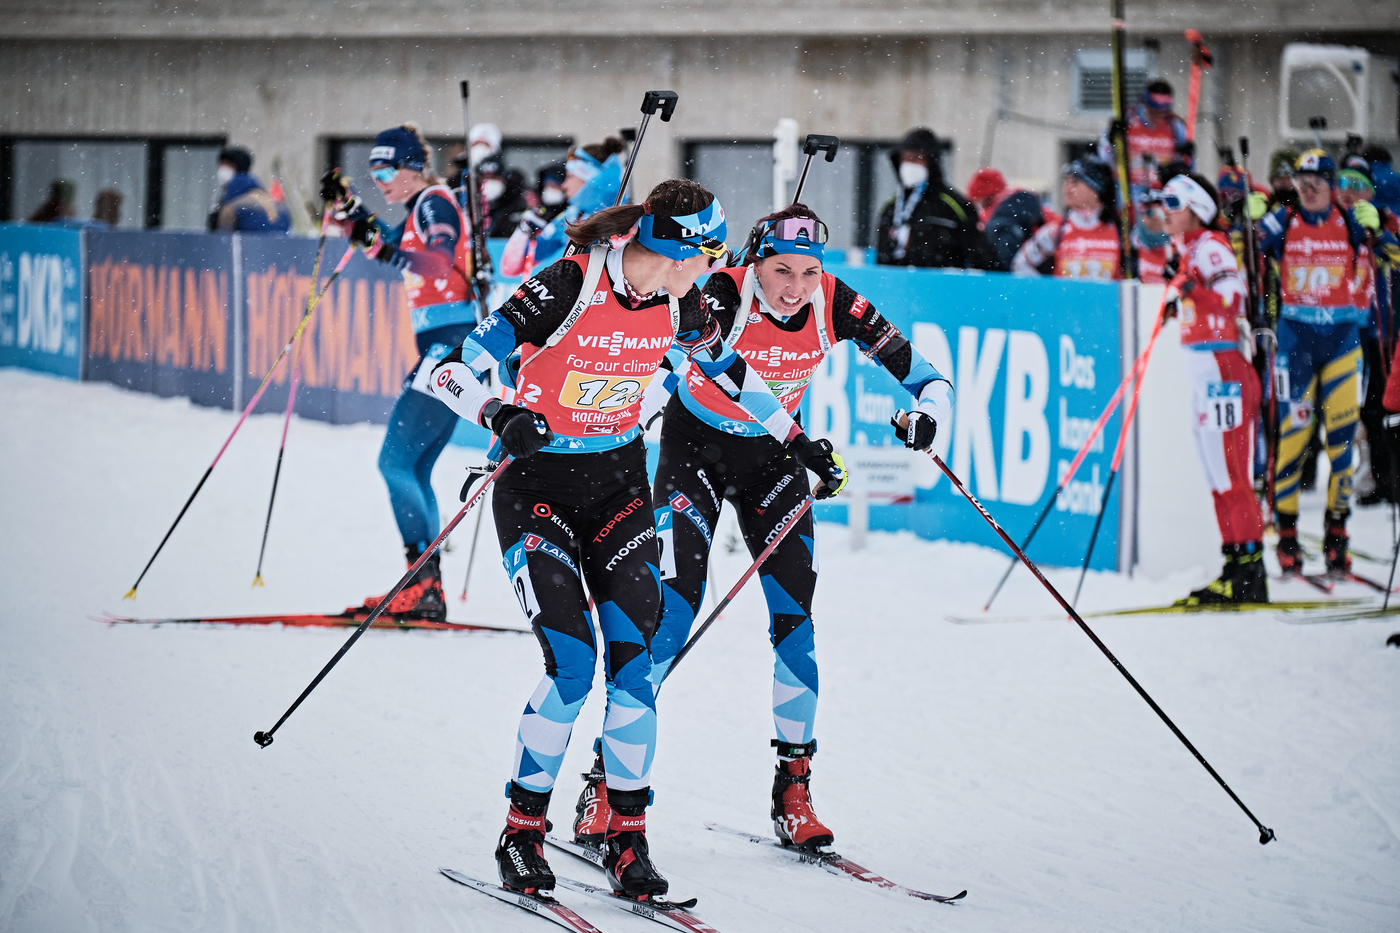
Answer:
[
  {"left": 568, "top": 136, "right": 626, "bottom": 164},
  {"left": 567, "top": 178, "right": 715, "bottom": 246}
]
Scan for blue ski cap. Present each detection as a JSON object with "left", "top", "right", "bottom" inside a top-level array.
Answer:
[
  {"left": 754, "top": 216, "right": 828, "bottom": 262},
  {"left": 1295, "top": 149, "right": 1337, "bottom": 184},
  {"left": 369, "top": 127, "right": 426, "bottom": 172},
  {"left": 637, "top": 198, "right": 727, "bottom": 261},
  {"left": 568, "top": 154, "right": 624, "bottom": 217}
]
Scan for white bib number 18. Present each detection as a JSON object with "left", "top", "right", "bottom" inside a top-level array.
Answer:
[{"left": 1201, "top": 380, "right": 1243, "bottom": 433}]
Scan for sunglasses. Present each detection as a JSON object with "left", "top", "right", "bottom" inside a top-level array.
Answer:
[
  {"left": 764, "top": 217, "right": 829, "bottom": 244},
  {"left": 370, "top": 166, "right": 399, "bottom": 184},
  {"left": 1159, "top": 192, "right": 1187, "bottom": 212}
]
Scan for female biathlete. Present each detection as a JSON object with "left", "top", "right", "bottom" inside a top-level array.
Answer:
[
  {"left": 571, "top": 204, "right": 952, "bottom": 854},
  {"left": 320, "top": 124, "right": 475, "bottom": 623},
  {"left": 1158, "top": 174, "right": 1267, "bottom": 604},
  {"left": 1012, "top": 159, "right": 1122, "bottom": 281},
  {"left": 500, "top": 136, "right": 626, "bottom": 279},
  {"left": 427, "top": 181, "right": 846, "bottom": 899}
]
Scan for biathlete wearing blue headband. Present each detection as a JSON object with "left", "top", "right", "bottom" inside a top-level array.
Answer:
[
  {"left": 320, "top": 124, "right": 476, "bottom": 624},
  {"left": 576, "top": 203, "right": 953, "bottom": 855},
  {"left": 426, "top": 179, "right": 845, "bottom": 901}
]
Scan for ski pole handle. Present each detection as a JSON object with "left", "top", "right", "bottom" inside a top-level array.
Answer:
[
  {"left": 791, "top": 135, "right": 839, "bottom": 205},
  {"left": 642, "top": 90, "right": 679, "bottom": 121}
]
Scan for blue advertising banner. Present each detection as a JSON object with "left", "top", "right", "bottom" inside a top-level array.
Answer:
[
  {"left": 239, "top": 238, "right": 415, "bottom": 425},
  {"left": 86, "top": 230, "right": 235, "bottom": 408},
  {"left": 0, "top": 224, "right": 84, "bottom": 379},
  {"left": 802, "top": 267, "right": 1123, "bottom": 570}
]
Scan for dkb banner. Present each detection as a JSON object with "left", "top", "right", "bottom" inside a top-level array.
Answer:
[
  {"left": 239, "top": 238, "right": 419, "bottom": 425},
  {"left": 0, "top": 225, "right": 85, "bottom": 379},
  {"left": 803, "top": 268, "right": 1124, "bottom": 570},
  {"left": 86, "top": 230, "right": 235, "bottom": 408}
]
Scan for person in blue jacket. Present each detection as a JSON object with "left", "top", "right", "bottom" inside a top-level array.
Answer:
[{"left": 209, "top": 147, "right": 290, "bottom": 234}]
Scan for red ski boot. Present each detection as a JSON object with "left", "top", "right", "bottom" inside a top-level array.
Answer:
[
  {"left": 602, "top": 788, "right": 668, "bottom": 899},
  {"left": 572, "top": 743, "right": 611, "bottom": 848},
  {"left": 1276, "top": 514, "right": 1303, "bottom": 577},
  {"left": 771, "top": 739, "right": 835, "bottom": 851},
  {"left": 349, "top": 545, "right": 446, "bottom": 623}
]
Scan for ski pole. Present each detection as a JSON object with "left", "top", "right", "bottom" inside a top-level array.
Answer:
[
  {"left": 459, "top": 81, "right": 494, "bottom": 322},
  {"left": 1184, "top": 30, "right": 1213, "bottom": 144},
  {"left": 1072, "top": 296, "right": 1171, "bottom": 607},
  {"left": 985, "top": 297, "right": 1170, "bottom": 610},
  {"left": 563, "top": 90, "right": 678, "bottom": 259},
  {"left": 791, "top": 135, "right": 839, "bottom": 204},
  {"left": 660, "top": 495, "right": 814, "bottom": 685},
  {"left": 926, "top": 447, "right": 1276, "bottom": 845},
  {"left": 251, "top": 214, "right": 333, "bottom": 586},
  {"left": 253, "top": 457, "right": 512, "bottom": 748},
  {"left": 458, "top": 497, "right": 487, "bottom": 601},
  {"left": 1238, "top": 137, "right": 1278, "bottom": 515},
  {"left": 124, "top": 242, "right": 358, "bottom": 600},
  {"left": 1108, "top": 0, "right": 1138, "bottom": 279}
]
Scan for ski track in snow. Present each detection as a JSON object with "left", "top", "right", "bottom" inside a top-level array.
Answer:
[{"left": 1, "top": 368, "right": 1398, "bottom": 932}]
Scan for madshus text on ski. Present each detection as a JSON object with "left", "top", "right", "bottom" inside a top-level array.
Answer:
[{"left": 113, "top": 27, "right": 1400, "bottom": 927}]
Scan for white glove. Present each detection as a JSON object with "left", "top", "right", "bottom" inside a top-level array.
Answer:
[{"left": 1236, "top": 316, "right": 1254, "bottom": 362}]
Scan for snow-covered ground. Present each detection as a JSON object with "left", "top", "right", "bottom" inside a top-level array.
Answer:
[{"left": 2, "top": 367, "right": 1398, "bottom": 933}]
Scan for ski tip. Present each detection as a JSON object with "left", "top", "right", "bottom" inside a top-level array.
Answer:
[
  {"left": 251, "top": 575, "right": 265, "bottom": 588},
  {"left": 122, "top": 587, "right": 137, "bottom": 601}
]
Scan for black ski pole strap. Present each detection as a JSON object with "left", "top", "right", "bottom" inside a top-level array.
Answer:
[{"left": 772, "top": 738, "right": 817, "bottom": 759}]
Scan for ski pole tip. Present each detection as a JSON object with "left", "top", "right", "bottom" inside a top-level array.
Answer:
[
  {"left": 123, "top": 587, "right": 137, "bottom": 601},
  {"left": 1259, "top": 826, "right": 1276, "bottom": 845},
  {"left": 254, "top": 731, "right": 274, "bottom": 748},
  {"left": 252, "top": 575, "right": 265, "bottom": 588}
]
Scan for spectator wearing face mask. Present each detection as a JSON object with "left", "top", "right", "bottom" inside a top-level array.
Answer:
[
  {"left": 534, "top": 162, "right": 569, "bottom": 223},
  {"left": 208, "top": 146, "right": 290, "bottom": 234},
  {"left": 875, "top": 128, "right": 1002, "bottom": 270},
  {"left": 467, "top": 123, "right": 502, "bottom": 169},
  {"left": 476, "top": 155, "right": 529, "bottom": 236}
]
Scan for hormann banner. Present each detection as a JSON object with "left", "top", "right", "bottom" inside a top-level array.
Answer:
[
  {"left": 86, "top": 230, "right": 235, "bottom": 407},
  {"left": 239, "top": 238, "right": 419, "bottom": 425},
  {"left": 803, "top": 268, "right": 1125, "bottom": 570},
  {"left": 0, "top": 225, "right": 85, "bottom": 379}
]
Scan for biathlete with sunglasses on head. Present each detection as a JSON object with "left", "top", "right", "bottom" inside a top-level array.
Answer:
[
  {"left": 569, "top": 204, "right": 952, "bottom": 855},
  {"left": 426, "top": 180, "right": 845, "bottom": 901},
  {"left": 1157, "top": 173, "right": 1268, "bottom": 605},
  {"left": 319, "top": 125, "right": 476, "bottom": 624}
]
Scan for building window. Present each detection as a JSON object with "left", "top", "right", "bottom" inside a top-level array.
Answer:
[
  {"left": 1073, "top": 49, "right": 1153, "bottom": 115},
  {"left": 682, "top": 138, "right": 951, "bottom": 254},
  {"left": 325, "top": 136, "right": 571, "bottom": 227},
  {"left": 1, "top": 136, "right": 224, "bottom": 229}
]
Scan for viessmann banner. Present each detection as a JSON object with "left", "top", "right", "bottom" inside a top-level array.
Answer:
[{"left": 802, "top": 268, "right": 1125, "bottom": 571}]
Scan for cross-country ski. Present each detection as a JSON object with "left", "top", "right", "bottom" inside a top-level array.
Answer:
[
  {"left": 705, "top": 823, "right": 967, "bottom": 903},
  {"left": 439, "top": 869, "right": 606, "bottom": 933}
]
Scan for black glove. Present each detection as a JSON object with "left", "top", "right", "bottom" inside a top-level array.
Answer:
[
  {"left": 891, "top": 410, "right": 937, "bottom": 450},
  {"left": 786, "top": 433, "right": 848, "bottom": 500},
  {"left": 1177, "top": 140, "right": 1197, "bottom": 161},
  {"left": 1385, "top": 413, "right": 1400, "bottom": 462},
  {"left": 319, "top": 168, "right": 351, "bottom": 204},
  {"left": 349, "top": 216, "right": 394, "bottom": 263},
  {"left": 486, "top": 401, "right": 554, "bottom": 459}
]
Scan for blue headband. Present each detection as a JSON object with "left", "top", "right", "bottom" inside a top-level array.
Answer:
[
  {"left": 369, "top": 127, "right": 426, "bottom": 172},
  {"left": 636, "top": 199, "right": 727, "bottom": 260}
]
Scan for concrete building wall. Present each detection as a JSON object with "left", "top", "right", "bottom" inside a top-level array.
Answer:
[{"left": 2, "top": 2, "right": 1396, "bottom": 230}]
